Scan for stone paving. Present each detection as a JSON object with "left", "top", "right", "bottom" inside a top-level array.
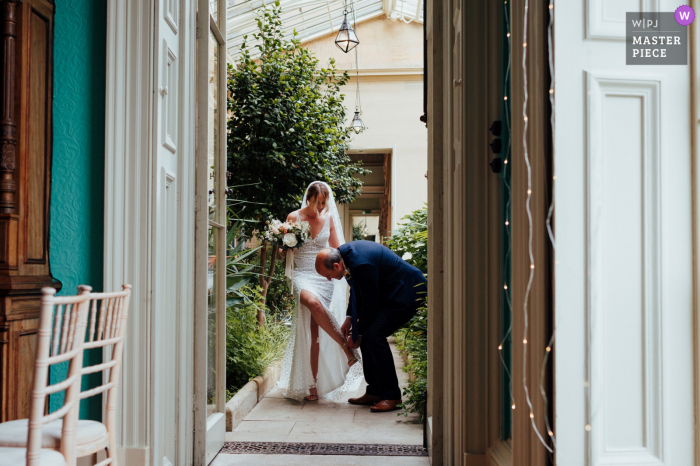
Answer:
[{"left": 211, "top": 343, "right": 429, "bottom": 465}]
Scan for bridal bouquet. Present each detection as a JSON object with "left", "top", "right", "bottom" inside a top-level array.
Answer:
[{"left": 263, "top": 219, "right": 311, "bottom": 250}]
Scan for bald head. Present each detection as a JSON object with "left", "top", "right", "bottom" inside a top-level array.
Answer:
[{"left": 315, "top": 248, "right": 345, "bottom": 281}]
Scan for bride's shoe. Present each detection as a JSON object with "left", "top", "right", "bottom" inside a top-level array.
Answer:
[
  {"left": 342, "top": 342, "right": 359, "bottom": 368},
  {"left": 304, "top": 378, "right": 319, "bottom": 401}
]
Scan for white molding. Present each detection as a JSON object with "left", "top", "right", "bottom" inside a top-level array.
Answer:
[
  {"left": 585, "top": 0, "right": 659, "bottom": 40},
  {"left": 161, "top": 43, "right": 178, "bottom": 154},
  {"left": 586, "top": 71, "right": 664, "bottom": 465},
  {"left": 105, "top": 1, "right": 197, "bottom": 465},
  {"left": 166, "top": 0, "right": 179, "bottom": 34},
  {"left": 104, "top": 0, "right": 154, "bottom": 459}
]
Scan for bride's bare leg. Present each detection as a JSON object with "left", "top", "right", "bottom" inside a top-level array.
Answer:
[
  {"left": 300, "top": 290, "right": 354, "bottom": 362},
  {"left": 305, "top": 317, "right": 320, "bottom": 400},
  {"left": 310, "top": 317, "right": 319, "bottom": 380}
]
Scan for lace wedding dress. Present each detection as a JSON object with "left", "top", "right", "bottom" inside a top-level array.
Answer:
[{"left": 277, "top": 182, "right": 363, "bottom": 401}]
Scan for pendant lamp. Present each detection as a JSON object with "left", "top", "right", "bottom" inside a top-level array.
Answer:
[
  {"left": 335, "top": 10, "right": 359, "bottom": 53},
  {"left": 351, "top": 111, "right": 365, "bottom": 134},
  {"left": 350, "top": 47, "right": 365, "bottom": 134}
]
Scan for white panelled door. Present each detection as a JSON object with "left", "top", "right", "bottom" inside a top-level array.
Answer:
[
  {"left": 555, "top": 1, "right": 694, "bottom": 464},
  {"left": 153, "top": 0, "right": 196, "bottom": 464}
]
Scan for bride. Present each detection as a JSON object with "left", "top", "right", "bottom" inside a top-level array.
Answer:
[{"left": 278, "top": 181, "right": 363, "bottom": 402}]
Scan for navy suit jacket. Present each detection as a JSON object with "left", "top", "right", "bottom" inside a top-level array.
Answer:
[{"left": 339, "top": 241, "right": 427, "bottom": 342}]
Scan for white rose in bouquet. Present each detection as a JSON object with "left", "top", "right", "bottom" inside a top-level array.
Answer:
[
  {"left": 283, "top": 233, "right": 298, "bottom": 248},
  {"left": 270, "top": 219, "right": 282, "bottom": 235}
]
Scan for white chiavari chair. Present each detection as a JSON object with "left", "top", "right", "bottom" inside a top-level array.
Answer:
[
  {"left": 71, "top": 285, "right": 131, "bottom": 466},
  {"left": 0, "top": 285, "right": 132, "bottom": 466},
  {"left": 0, "top": 286, "right": 92, "bottom": 466}
]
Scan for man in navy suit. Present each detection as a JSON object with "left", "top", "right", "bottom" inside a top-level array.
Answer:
[{"left": 315, "top": 241, "right": 427, "bottom": 412}]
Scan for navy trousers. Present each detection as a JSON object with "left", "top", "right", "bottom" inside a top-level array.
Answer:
[{"left": 360, "top": 304, "right": 420, "bottom": 400}]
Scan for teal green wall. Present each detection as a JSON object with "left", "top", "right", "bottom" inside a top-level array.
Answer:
[{"left": 49, "top": 0, "right": 107, "bottom": 421}]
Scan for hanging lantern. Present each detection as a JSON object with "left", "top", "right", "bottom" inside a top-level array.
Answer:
[
  {"left": 351, "top": 111, "right": 365, "bottom": 134},
  {"left": 350, "top": 44, "right": 365, "bottom": 134},
  {"left": 335, "top": 12, "right": 359, "bottom": 53}
]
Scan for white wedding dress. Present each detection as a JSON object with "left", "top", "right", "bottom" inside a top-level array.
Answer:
[{"left": 277, "top": 182, "right": 363, "bottom": 401}]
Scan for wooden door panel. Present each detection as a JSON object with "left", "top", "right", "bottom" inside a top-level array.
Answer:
[
  {"left": 0, "top": 0, "right": 59, "bottom": 422},
  {"left": 25, "top": 7, "right": 50, "bottom": 264}
]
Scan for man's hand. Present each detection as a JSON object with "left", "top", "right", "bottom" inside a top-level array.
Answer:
[
  {"left": 341, "top": 317, "right": 352, "bottom": 340},
  {"left": 346, "top": 335, "right": 362, "bottom": 349}
]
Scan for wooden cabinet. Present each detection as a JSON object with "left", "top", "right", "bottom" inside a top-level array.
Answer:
[{"left": 0, "top": 0, "right": 60, "bottom": 422}]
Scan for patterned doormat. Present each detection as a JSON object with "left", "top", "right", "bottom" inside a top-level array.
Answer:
[{"left": 221, "top": 442, "right": 428, "bottom": 457}]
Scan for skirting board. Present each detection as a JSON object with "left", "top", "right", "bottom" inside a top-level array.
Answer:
[{"left": 116, "top": 446, "right": 149, "bottom": 466}]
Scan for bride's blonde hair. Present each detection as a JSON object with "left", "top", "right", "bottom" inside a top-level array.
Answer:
[{"left": 306, "top": 182, "right": 330, "bottom": 213}]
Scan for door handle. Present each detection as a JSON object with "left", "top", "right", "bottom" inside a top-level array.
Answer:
[{"left": 160, "top": 86, "right": 168, "bottom": 96}]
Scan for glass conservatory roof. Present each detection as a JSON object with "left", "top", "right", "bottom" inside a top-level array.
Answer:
[{"left": 226, "top": 0, "right": 423, "bottom": 61}]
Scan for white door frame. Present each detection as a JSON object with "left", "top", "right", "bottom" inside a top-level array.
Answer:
[
  {"left": 194, "top": 1, "right": 228, "bottom": 464},
  {"left": 104, "top": 0, "right": 197, "bottom": 464}
]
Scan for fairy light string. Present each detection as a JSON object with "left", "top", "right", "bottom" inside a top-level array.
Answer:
[
  {"left": 540, "top": 0, "right": 557, "bottom": 450},
  {"left": 520, "top": 0, "right": 554, "bottom": 453},
  {"left": 498, "top": 0, "right": 515, "bottom": 429}
]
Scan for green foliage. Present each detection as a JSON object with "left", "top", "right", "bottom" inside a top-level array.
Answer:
[
  {"left": 384, "top": 205, "right": 428, "bottom": 274},
  {"left": 352, "top": 222, "right": 368, "bottom": 241},
  {"left": 265, "top": 253, "right": 294, "bottom": 320},
  {"left": 385, "top": 205, "right": 429, "bottom": 417},
  {"left": 226, "top": 218, "right": 262, "bottom": 306},
  {"left": 226, "top": 284, "right": 289, "bottom": 398},
  {"left": 227, "top": 3, "right": 368, "bottom": 239},
  {"left": 395, "top": 298, "right": 427, "bottom": 417},
  {"left": 225, "top": 216, "right": 289, "bottom": 399}
]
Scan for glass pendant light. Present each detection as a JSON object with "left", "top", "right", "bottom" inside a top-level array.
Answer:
[
  {"left": 351, "top": 111, "right": 365, "bottom": 134},
  {"left": 350, "top": 47, "right": 365, "bottom": 134},
  {"left": 335, "top": 2, "right": 359, "bottom": 53}
]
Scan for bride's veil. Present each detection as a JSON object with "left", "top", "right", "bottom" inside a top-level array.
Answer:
[{"left": 301, "top": 181, "right": 346, "bottom": 245}]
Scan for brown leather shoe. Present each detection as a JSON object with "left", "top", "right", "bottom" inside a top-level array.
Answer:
[
  {"left": 348, "top": 394, "right": 381, "bottom": 405},
  {"left": 370, "top": 400, "right": 402, "bottom": 412}
]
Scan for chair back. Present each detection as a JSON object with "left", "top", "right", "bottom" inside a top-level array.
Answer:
[
  {"left": 27, "top": 286, "right": 92, "bottom": 466},
  {"left": 79, "top": 285, "right": 132, "bottom": 457}
]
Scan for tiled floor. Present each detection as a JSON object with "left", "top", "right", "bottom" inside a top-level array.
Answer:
[{"left": 211, "top": 343, "right": 429, "bottom": 465}]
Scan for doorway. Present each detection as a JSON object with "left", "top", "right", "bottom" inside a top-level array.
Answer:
[{"left": 343, "top": 151, "right": 393, "bottom": 243}]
